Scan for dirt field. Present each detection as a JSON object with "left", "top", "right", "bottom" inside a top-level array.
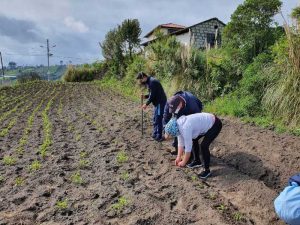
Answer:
[{"left": 0, "top": 82, "right": 299, "bottom": 225}]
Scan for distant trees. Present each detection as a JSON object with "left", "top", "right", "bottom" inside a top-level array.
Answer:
[
  {"left": 8, "top": 62, "right": 17, "bottom": 70},
  {"left": 17, "top": 71, "right": 41, "bottom": 83}
]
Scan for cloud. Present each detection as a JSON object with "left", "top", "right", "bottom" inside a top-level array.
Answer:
[
  {"left": 64, "top": 17, "right": 89, "bottom": 33},
  {"left": 0, "top": 15, "right": 42, "bottom": 43}
]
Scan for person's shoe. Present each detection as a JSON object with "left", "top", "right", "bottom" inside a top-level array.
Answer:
[
  {"left": 198, "top": 170, "right": 211, "bottom": 179},
  {"left": 152, "top": 133, "right": 157, "bottom": 139},
  {"left": 154, "top": 136, "right": 165, "bottom": 142},
  {"left": 187, "top": 161, "right": 202, "bottom": 168}
]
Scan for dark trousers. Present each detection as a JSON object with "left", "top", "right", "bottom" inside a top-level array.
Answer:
[
  {"left": 192, "top": 117, "right": 222, "bottom": 170},
  {"left": 152, "top": 102, "right": 166, "bottom": 139}
]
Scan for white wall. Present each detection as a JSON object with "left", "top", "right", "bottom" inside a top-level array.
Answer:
[{"left": 175, "top": 31, "right": 190, "bottom": 46}]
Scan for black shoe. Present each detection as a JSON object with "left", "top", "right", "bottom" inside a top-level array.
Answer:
[
  {"left": 198, "top": 170, "right": 211, "bottom": 179},
  {"left": 187, "top": 161, "right": 202, "bottom": 169},
  {"left": 154, "top": 136, "right": 165, "bottom": 142}
]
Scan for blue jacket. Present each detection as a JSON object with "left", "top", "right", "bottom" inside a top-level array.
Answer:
[
  {"left": 145, "top": 77, "right": 167, "bottom": 106},
  {"left": 163, "top": 91, "right": 202, "bottom": 125}
]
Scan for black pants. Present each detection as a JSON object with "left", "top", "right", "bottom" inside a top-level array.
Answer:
[{"left": 192, "top": 117, "right": 222, "bottom": 170}]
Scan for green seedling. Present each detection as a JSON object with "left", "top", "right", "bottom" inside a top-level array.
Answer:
[
  {"left": 208, "top": 193, "right": 217, "bottom": 200},
  {"left": 120, "top": 171, "right": 130, "bottom": 181},
  {"left": 56, "top": 199, "right": 68, "bottom": 210},
  {"left": 79, "top": 159, "right": 90, "bottom": 169},
  {"left": 79, "top": 151, "right": 87, "bottom": 159},
  {"left": 71, "top": 171, "right": 83, "bottom": 185},
  {"left": 15, "top": 177, "right": 24, "bottom": 186},
  {"left": 28, "top": 160, "right": 41, "bottom": 172},
  {"left": 217, "top": 204, "right": 227, "bottom": 212},
  {"left": 191, "top": 175, "right": 198, "bottom": 182},
  {"left": 3, "top": 156, "right": 16, "bottom": 166},
  {"left": 75, "top": 134, "right": 81, "bottom": 141},
  {"left": 0, "top": 175, "right": 4, "bottom": 183},
  {"left": 198, "top": 183, "right": 205, "bottom": 189},
  {"left": 234, "top": 212, "right": 243, "bottom": 221},
  {"left": 116, "top": 151, "right": 128, "bottom": 164},
  {"left": 111, "top": 196, "right": 129, "bottom": 213}
]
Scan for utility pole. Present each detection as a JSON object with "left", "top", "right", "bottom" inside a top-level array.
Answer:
[
  {"left": 40, "top": 39, "right": 55, "bottom": 81},
  {"left": 0, "top": 52, "right": 4, "bottom": 85}
]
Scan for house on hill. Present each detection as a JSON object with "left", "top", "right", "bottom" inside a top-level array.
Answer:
[{"left": 142, "top": 17, "right": 226, "bottom": 49}]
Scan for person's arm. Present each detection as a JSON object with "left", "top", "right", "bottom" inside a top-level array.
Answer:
[
  {"left": 178, "top": 124, "right": 192, "bottom": 167},
  {"left": 163, "top": 102, "right": 171, "bottom": 126},
  {"left": 175, "top": 135, "right": 184, "bottom": 166}
]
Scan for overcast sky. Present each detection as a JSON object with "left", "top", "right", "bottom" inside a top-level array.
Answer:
[{"left": 0, "top": 0, "right": 298, "bottom": 66}]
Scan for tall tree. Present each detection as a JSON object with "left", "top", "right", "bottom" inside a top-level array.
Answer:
[
  {"left": 223, "top": 0, "right": 282, "bottom": 63},
  {"left": 120, "top": 19, "right": 142, "bottom": 59}
]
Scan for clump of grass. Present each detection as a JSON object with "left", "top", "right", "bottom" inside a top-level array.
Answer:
[
  {"left": 56, "top": 199, "right": 68, "bottom": 210},
  {"left": 116, "top": 151, "right": 128, "bottom": 164},
  {"left": 79, "top": 159, "right": 90, "bottom": 169},
  {"left": 191, "top": 175, "right": 198, "bottom": 182},
  {"left": 79, "top": 151, "right": 87, "bottom": 159},
  {"left": 3, "top": 155, "right": 16, "bottom": 166},
  {"left": 111, "top": 196, "right": 129, "bottom": 213},
  {"left": 71, "top": 171, "right": 83, "bottom": 185},
  {"left": 28, "top": 160, "right": 41, "bottom": 172},
  {"left": 120, "top": 171, "right": 130, "bottom": 181},
  {"left": 15, "top": 177, "right": 24, "bottom": 186}
]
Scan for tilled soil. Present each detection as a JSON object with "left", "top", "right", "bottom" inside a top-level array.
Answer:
[{"left": 0, "top": 82, "right": 299, "bottom": 225}]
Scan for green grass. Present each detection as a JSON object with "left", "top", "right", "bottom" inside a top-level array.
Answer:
[
  {"left": 28, "top": 160, "right": 41, "bottom": 172},
  {"left": 233, "top": 212, "right": 244, "bottom": 221},
  {"left": 15, "top": 177, "right": 24, "bottom": 186},
  {"left": 120, "top": 171, "right": 130, "bottom": 181},
  {"left": 71, "top": 171, "right": 83, "bottom": 185}
]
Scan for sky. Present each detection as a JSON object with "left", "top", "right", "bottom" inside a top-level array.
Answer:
[{"left": 0, "top": 0, "right": 298, "bottom": 67}]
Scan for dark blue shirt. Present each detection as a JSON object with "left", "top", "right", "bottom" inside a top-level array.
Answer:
[
  {"left": 163, "top": 91, "right": 202, "bottom": 125},
  {"left": 145, "top": 77, "right": 167, "bottom": 106}
]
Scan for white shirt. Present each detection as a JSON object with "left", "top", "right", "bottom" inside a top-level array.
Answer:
[{"left": 177, "top": 113, "right": 215, "bottom": 152}]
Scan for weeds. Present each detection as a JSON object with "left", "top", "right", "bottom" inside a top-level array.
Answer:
[
  {"left": 120, "top": 171, "right": 130, "bottom": 181},
  {"left": 79, "top": 159, "right": 90, "bottom": 169},
  {"left": 233, "top": 212, "right": 244, "bottom": 221},
  {"left": 217, "top": 204, "right": 227, "bottom": 212}
]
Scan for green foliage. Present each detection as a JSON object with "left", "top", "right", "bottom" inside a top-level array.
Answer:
[
  {"left": 63, "top": 65, "right": 97, "bottom": 82},
  {"left": 120, "top": 171, "right": 130, "bottom": 181},
  {"left": 234, "top": 212, "right": 244, "bottom": 221},
  {"left": 15, "top": 177, "right": 24, "bottom": 186},
  {"left": 17, "top": 71, "right": 41, "bottom": 83},
  {"left": 3, "top": 155, "right": 16, "bottom": 166},
  {"left": 0, "top": 175, "right": 3, "bottom": 183}
]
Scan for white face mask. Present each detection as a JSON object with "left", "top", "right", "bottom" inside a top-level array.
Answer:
[{"left": 174, "top": 106, "right": 181, "bottom": 114}]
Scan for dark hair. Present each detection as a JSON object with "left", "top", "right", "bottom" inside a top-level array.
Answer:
[{"left": 136, "top": 71, "right": 148, "bottom": 79}]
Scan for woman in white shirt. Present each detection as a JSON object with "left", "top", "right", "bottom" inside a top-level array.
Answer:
[{"left": 164, "top": 112, "right": 222, "bottom": 179}]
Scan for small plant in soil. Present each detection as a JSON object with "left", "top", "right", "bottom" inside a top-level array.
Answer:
[
  {"left": 217, "top": 204, "right": 227, "bottom": 212},
  {"left": 116, "top": 151, "right": 128, "bottom": 164},
  {"left": 3, "top": 156, "right": 16, "bottom": 166},
  {"left": 0, "top": 175, "right": 4, "bottom": 183},
  {"left": 111, "top": 196, "right": 129, "bottom": 213},
  {"left": 79, "top": 159, "right": 90, "bottom": 169},
  {"left": 28, "top": 160, "right": 41, "bottom": 172},
  {"left": 191, "top": 175, "right": 198, "bottom": 181},
  {"left": 208, "top": 193, "right": 217, "bottom": 200},
  {"left": 198, "top": 183, "right": 205, "bottom": 189},
  {"left": 56, "top": 199, "right": 68, "bottom": 210},
  {"left": 234, "top": 212, "right": 244, "bottom": 221},
  {"left": 71, "top": 171, "right": 83, "bottom": 185},
  {"left": 80, "top": 151, "right": 87, "bottom": 159},
  {"left": 75, "top": 134, "right": 81, "bottom": 141},
  {"left": 120, "top": 171, "right": 130, "bottom": 181},
  {"left": 15, "top": 177, "right": 24, "bottom": 186}
]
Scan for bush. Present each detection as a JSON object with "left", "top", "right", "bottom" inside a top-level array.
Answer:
[
  {"left": 63, "top": 65, "right": 97, "bottom": 82},
  {"left": 17, "top": 71, "right": 41, "bottom": 83}
]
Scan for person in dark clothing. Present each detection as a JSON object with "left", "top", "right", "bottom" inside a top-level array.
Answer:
[
  {"left": 137, "top": 72, "right": 167, "bottom": 142},
  {"left": 163, "top": 92, "right": 203, "bottom": 163}
]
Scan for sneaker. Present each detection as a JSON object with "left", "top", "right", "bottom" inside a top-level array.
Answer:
[
  {"left": 187, "top": 161, "right": 202, "bottom": 168},
  {"left": 198, "top": 170, "right": 211, "bottom": 179}
]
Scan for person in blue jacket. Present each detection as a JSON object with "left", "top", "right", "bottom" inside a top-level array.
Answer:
[
  {"left": 163, "top": 92, "right": 203, "bottom": 167},
  {"left": 137, "top": 72, "right": 167, "bottom": 142}
]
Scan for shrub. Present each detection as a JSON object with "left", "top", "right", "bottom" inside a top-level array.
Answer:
[{"left": 17, "top": 71, "right": 41, "bottom": 83}]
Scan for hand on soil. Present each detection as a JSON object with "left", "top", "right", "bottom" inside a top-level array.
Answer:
[{"left": 141, "top": 104, "right": 147, "bottom": 110}]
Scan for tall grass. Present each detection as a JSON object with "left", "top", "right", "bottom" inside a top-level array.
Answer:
[{"left": 263, "top": 18, "right": 300, "bottom": 127}]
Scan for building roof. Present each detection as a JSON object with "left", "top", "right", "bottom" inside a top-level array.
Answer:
[
  {"left": 144, "top": 23, "right": 186, "bottom": 38},
  {"left": 172, "top": 17, "right": 226, "bottom": 35}
]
